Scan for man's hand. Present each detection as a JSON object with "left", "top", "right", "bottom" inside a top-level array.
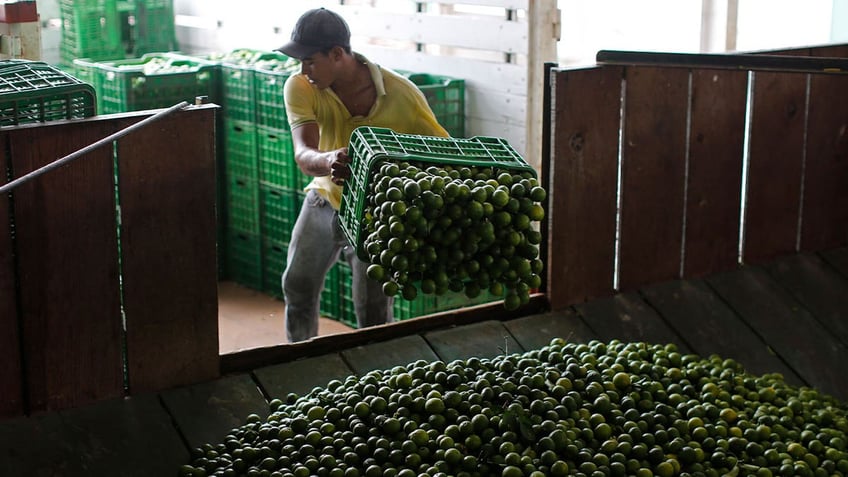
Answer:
[{"left": 328, "top": 147, "right": 352, "bottom": 185}]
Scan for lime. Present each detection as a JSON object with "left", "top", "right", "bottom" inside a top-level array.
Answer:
[{"left": 382, "top": 281, "right": 399, "bottom": 297}]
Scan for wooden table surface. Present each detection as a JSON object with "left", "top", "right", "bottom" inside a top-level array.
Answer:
[{"left": 2, "top": 248, "right": 847, "bottom": 476}]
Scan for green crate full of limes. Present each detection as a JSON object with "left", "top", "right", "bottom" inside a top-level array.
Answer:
[{"left": 339, "top": 126, "right": 546, "bottom": 313}]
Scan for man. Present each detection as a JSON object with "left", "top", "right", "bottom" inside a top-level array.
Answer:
[{"left": 276, "top": 7, "right": 449, "bottom": 342}]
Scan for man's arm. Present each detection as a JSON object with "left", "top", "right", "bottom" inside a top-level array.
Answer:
[{"left": 290, "top": 122, "right": 352, "bottom": 185}]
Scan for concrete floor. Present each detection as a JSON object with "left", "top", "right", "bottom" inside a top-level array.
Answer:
[{"left": 217, "top": 281, "right": 353, "bottom": 354}]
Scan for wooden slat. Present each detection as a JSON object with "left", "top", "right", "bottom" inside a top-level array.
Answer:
[
  {"left": 253, "top": 354, "right": 353, "bottom": 400},
  {"left": 799, "top": 73, "right": 848, "bottom": 251},
  {"left": 58, "top": 394, "right": 189, "bottom": 477},
  {"left": 640, "top": 279, "right": 803, "bottom": 386},
  {"left": 547, "top": 66, "right": 621, "bottom": 308},
  {"left": 424, "top": 320, "right": 523, "bottom": 361},
  {"left": 340, "top": 334, "right": 440, "bottom": 375},
  {"left": 9, "top": 120, "right": 124, "bottom": 412},
  {"left": 503, "top": 310, "right": 598, "bottom": 351},
  {"left": 820, "top": 246, "right": 848, "bottom": 278},
  {"left": 742, "top": 71, "right": 807, "bottom": 264},
  {"left": 160, "top": 374, "right": 268, "bottom": 450},
  {"left": 764, "top": 253, "right": 848, "bottom": 347},
  {"left": 618, "top": 66, "right": 690, "bottom": 290},
  {"left": 118, "top": 107, "right": 220, "bottom": 393},
  {"left": 807, "top": 44, "right": 848, "bottom": 58},
  {"left": 342, "top": 7, "right": 529, "bottom": 55},
  {"left": 574, "top": 292, "right": 691, "bottom": 353},
  {"left": 683, "top": 69, "right": 747, "bottom": 277},
  {"left": 707, "top": 266, "right": 848, "bottom": 400},
  {"left": 0, "top": 132, "right": 23, "bottom": 418}
]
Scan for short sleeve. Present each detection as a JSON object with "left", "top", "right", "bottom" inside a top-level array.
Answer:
[{"left": 283, "top": 74, "right": 317, "bottom": 129}]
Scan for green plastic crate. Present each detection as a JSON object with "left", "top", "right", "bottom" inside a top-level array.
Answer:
[
  {"left": 224, "top": 119, "right": 258, "bottom": 180},
  {"left": 226, "top": 176, "right": 260, "bottom": 235},
  {"left": 261, "top": 238, "right": 287, "bottom": 299},
  {"left": 127, "top": 0, "right": 178, "bottom": 56},
  {"left": 59, "top": 0, "right": 124, "bottom": 66},
  {"left": 73, "top": 53, "right": 219, "bottom": 114},
  {"left": 393, "top": 286, "right": 500, "bottom": 321},
  {"left": 216, "top": 49, "right": 293, "bottom": 124},
  {"left": 253, "top": 59, "right": 298, "bottom": 130},
  {"left": 398, "top": 70, "right": 465, "bottom": 138},
  {"left": 339, "top": 126, "right": 534, "bottom": 261},
  {"left": 0, "top": 60, "right": 96, "bottom": 126},
  {"left": 260, "top": 185, "right": 301, "bottom": 244},
  {"left": 332, "top": 260, "right": 357, "bottom": 328},
  {"left": 226, "top": 229, "right": 262, "bottom": 290},
  {"left": 257, "top": 126, "right": 303, "bottom": 190}
]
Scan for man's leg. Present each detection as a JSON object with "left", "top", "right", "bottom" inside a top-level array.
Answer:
[
  {"left": 282, "top": 191, "right": 342, "bottom": 342},
  {"left": 343, "top": 244, "right": 394, "bottom": 329}
]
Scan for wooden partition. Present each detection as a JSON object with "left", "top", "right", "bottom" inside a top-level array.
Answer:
[
  {"left": 547, "top": 45, "right": 848, "bottom": 309},
  {"left": 0, "top": 105, "right": 220, "bottom": 418}
]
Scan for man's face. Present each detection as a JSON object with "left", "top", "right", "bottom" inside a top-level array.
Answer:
[{"left": 298, "top": 50, "right": 336, "bottom": 89}]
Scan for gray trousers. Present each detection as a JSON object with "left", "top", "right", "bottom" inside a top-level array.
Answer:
[{"left": 282, "top": 190, "right": 393, "bottom": 342}]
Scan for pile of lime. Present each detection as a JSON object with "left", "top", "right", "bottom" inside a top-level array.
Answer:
[
  {"left": 179, "top": 339, "right": 848, "bottom": 477},
  {"left": 361, "top": 161, "right": 546, "bottom": 310}
]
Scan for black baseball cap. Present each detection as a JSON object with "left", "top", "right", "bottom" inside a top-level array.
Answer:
[{"left": 276, "top": 8, "right": 351, "bottom": 59}]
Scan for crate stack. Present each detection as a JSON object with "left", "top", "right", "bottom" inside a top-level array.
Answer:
[
  {"left": 0, "top": 59, "right": 96, "bottom": 126},
  {"left": 398, "top": 70, "right": 466, "bottom": 138},
  {"left": 59, "top": 0, "right": 177, "bottom": 68}
]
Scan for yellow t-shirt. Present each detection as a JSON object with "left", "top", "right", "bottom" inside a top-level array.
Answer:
[{"left": 284, "top": 53, "right": 449, "bottom": 210}]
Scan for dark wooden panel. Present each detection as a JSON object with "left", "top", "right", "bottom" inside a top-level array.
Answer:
[
  {"left": 10, "top": 121, "right": 124, "bottom": 412},
  {"left": 341, "top": 334, "right": 440, "bottom": 375},
  {"left": 118, "top": 107, "right": 220, "bottom": 393},
  {"left": 574, "top": 292, "right": 690, "bottom": 353},
  {"left": 743, "top": 71, "right": 807, "bottom": 264},
  {"left": 504, "top": 310, "right": 598, "bottom": 351},
  {"left": 808, "top": 44, "right": 848, "bottom": 58},
  {"left": 0, "top": 132, "right": 23, "bottom": 418},
  {"left": 160, "top": 374, "right": 268, "bottom": 450},
  {"left": 820, "top": 246, "right": 848, "bottom": 278},
  {"left": 640, "top": 279, "right": 803, "bottom": 385},
  {"left": 683, "top": 69, "right": 747, "bottom": 277},
  {"left": 799, "top": 73, "right": 848, "bottom": 251},
  {"left": 764, "top": 253, "right": 848, "bottom": 346},
  {"left": 424, "top": 320, "right": 523, "bottom": 361},
  {"left": 707, "top": 265, "right": 848, "bottom": 400},
  {"left": 253, "top": 354, "right": 353, "bottom": 400},
  {"left": 548, "top": 66, "right": 621, "bottom": 308},
  {"left": 618, "top": 66, "right": 690, "bottom": 290},
  {"left": 58, "top": 393, "right": 189, "bottom": 477}
]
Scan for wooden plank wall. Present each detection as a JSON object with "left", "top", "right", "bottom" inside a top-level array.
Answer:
[
  {"left": 9, "top": 119, "right": 125, "bottom": 413},
  {"left": 548, "top": 46, "right": 848, "bottom": 308},
  {"left": 117, "top": 110, "right": 220, "bottom": 394},
  {"left": 0, "top": 106, "right": 220, "bottom": 417}
]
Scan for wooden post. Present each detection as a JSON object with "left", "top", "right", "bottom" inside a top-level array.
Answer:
[{"left": 0, "top": 133, "right": 24, "bottom": 418}]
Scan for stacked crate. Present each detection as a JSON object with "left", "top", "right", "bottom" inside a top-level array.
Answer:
[
  {"left": 397, "top": 70, "right": 466, "bottom": 138},
  {"left": 59, "top": 0, "right": 177, "bottom": 68},
  {"left": 72, "top": 53, "right": 219, "bottom": 114},
  {"left": 0, "top": 60, "right": 96, "bottom": 126},
  {"left": 213, "top": 51, "right": 299, "bottom": 294}
]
